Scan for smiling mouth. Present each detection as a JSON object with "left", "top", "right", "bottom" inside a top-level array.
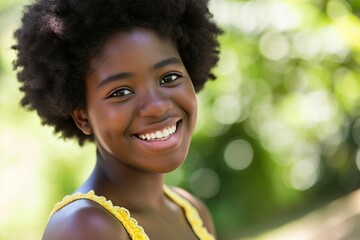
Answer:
[{"left": 135, "top": 121, "right": 179, "bottom": 141}]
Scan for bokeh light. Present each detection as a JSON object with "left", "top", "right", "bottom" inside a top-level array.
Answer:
[
  {"left": 224, "top": 139, "right": 253, "bottom": 171},
  {"left": 259, "top": 32, "right": 290, "bottom": 61},
  {"left": 212, "top": 94, "right": 242, "bottom": 125},
  {"left": 189, "top": 168, "right": 221, "bottom": 199},
  {"left": 355, "top": 149, "right": 360, "bottom": 171},
  {"left": 289, "top": 157, "right": 320, "bottom": 191}
]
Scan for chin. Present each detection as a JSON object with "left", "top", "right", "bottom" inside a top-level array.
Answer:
[{"left": 153, "top": 155, "right": 186, "bottom": 174}]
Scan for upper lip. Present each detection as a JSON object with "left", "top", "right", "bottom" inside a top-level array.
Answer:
[{"left": 132, "top": 117, "right": 181, "bottom": 136}]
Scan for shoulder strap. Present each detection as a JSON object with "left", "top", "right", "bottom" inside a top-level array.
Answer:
[
  {"left": 163, "top": 186, "right": 215, "bottom": 240},
  {"left": 50, "top": 191, "right": 149, "bottom": 240}
]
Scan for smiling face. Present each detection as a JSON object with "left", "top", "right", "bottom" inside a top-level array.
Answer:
[{"left": 72, "top": 29, "right": 197, "bottom": 173}]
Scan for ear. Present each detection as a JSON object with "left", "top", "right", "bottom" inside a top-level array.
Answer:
[{"left": 71, "top": 107, "right": 93, "bottom": 135}]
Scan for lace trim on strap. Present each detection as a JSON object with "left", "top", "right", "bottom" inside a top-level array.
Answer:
[
  {"left": 163, "top": 186, "right": 215, "bottom": 240},
  {"left": 50, "top": 190, "right": 149, "bottom": 240}
]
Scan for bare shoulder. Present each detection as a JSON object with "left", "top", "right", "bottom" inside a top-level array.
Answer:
[
  {"left": 171, "top": 186, "right": 216, "bottom": 236},
  {"left": 42, "top": 199, "right": 130, "bottom": 240}
]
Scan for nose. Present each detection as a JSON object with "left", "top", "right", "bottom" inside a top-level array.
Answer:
[{"left": 138, "top": 88, "right": 173, "bottom": 118}]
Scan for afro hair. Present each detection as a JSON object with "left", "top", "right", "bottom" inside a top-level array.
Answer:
[{"left": 13, "top": 0, "right": 222, "bottom": 145}]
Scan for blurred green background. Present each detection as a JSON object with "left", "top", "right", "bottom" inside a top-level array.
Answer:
[{"left": 1, "top": 0, "right": 360, "bottom": 239}]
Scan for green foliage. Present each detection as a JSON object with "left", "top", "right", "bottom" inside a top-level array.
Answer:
[
  {"left": 1, "top": 0, "right": 360, "bottom": 239},
  {"left": 169, "top": 0, "right": 360, "bottom": 238}
]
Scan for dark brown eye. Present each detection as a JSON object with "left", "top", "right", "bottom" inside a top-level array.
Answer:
[
  {"left": 160, "top": 73, "right": 181, "bottom": 85},
  {"left": 109, "top": 88, "right": 133, "bottom": 98}
]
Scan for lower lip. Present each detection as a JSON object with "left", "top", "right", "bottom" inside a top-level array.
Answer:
[{"left": 133, "top": 122, "right": 182, "bottom": 151}]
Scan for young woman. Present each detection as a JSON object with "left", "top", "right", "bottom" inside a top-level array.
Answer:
[{"left": 13, "top": 0, "right": 222, "bottom": 239}]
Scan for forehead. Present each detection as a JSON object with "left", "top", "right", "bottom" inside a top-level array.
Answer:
[{"left": 89, "top": 28, "right": 180, "bottom": 73}]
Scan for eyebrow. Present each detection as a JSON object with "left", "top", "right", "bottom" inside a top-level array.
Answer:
[
  {"left": 98, "top": 72, "right": 133, "bottom": 88},
  {"left": 152, "top": 57, "right": 182, "bottom": 70},
  {"left": 97, "top": 57, "right": 182, "bottom": 88}
]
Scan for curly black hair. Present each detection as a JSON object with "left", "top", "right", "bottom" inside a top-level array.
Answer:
[{"left": 13, "top": 0, "right": 222, "bottom": 145}]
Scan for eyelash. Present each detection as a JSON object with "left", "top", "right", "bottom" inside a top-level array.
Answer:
[
  {"left": 160, "top": 73, "right": 182, "bottom": 85},
  {"left": 107, "top": 73, "right": 182, "bottom": 99},
  {"left": 108, "top": 88, "right": 133, "bottom": 98}
]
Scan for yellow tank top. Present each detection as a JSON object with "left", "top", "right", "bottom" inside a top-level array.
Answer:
[{"left": 50, "top": 185, "right": 215, "bottom": 240}]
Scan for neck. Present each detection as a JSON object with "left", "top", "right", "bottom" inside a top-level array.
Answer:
[{"left": 79, "top": 148, "right": 166, "bottom": 211}]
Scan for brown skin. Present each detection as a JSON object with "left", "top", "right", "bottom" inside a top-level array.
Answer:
[{"left": 42, "top": 29, "right": 216, "bottom": 240}]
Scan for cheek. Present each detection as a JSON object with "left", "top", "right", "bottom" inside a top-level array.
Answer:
[
  {"left": 87, "top": 102, "right": 128, "bottom": 138},
  {"left": 182, "top": 84, "right": 198, "bottom": 129},
  {"left": 190, "top": 94, "right": 198, "bottom": 121},
  {"left": 191, "top": 97, "right": 198, "bottom": 132}
]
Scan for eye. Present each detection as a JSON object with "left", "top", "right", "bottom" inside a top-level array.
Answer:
[
  {"left": 160, "top": 73, "right": 182, "bottom": 85},
  {"left": 107, "top": 88, "right": 134, "bottom": 98}
]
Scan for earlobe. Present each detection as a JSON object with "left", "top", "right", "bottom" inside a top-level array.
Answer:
[{"left": 71, "top": 107, "right": 93, "bottom": 135}]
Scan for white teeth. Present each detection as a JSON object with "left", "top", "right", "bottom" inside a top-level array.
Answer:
[
  {"left": 138, "top": 124, "right": 177, "bottom": 141},
  {"left": 156, "top": 131, "right": 162, "bottom": 138},
  {"left": 163, "top": 129, "right": 169, "bottom": 137}
]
